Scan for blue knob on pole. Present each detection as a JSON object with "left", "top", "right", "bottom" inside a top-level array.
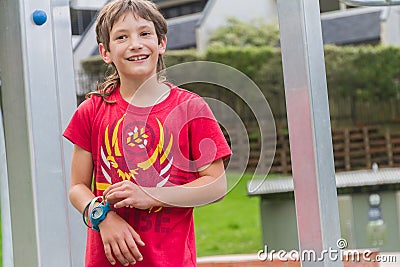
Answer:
[{"left": 32, "top": 10, "right": 47, "bottom": 26}]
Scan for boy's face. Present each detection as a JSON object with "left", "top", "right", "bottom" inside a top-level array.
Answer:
[{"left": 99, "top": 13, "right": 166, "bottom": 83}]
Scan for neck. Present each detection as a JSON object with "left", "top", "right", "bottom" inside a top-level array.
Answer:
[
  {"left": 119, "top": 75, "right": 158, "bottom": 100},
  {"left": 119, "top": 75, "right": 170, "bottom": 107}
]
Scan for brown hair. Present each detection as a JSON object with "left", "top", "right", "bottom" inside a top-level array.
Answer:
[{"left": 87, "top": 0, "right": 168, "bottom": 102}]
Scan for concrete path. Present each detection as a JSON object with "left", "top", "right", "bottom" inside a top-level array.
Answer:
[{"left": 197, "top": 252, "right": 400, "bottom": 267}]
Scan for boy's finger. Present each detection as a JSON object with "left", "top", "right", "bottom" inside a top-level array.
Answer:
[
  {"left": 103, "top": 181, "right": 124, "bottom": 196},
  {"left": 129, "top": 227, "right": 145, "bottom": 247},
  {"left": 103, "top": 243, "right": 116, "bottom": 265},
  {"left": 111, "top": 242, "right": 129, "bottom": 266},
  {"left": 113, "top": 198, "right": 133, "bottom": 209},
  {"left": 126, "top": 238, "right": 143, "bottom": 263},
  {"left": 106, "top": 192, "right": 128, "bottom": 205},
  {"left": 103, "top": 185, "right": 117, "bottom": 197},
  {"left": 119, "top": 241, "right": 136, "bottom": 265},
  {"left": 105, "top": 187, "right": 129, "bottom": 200},
  {"left": 126, "top": 231, "right": 144, "bottom": 262},
  {"left": 103, "top": 183, "right": 117, "bottom": 196}
]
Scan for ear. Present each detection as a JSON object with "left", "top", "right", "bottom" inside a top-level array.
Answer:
[
  {"left": 158, "top": 36, "right": 167, "bottom": 55},
  {"left": 99, "top": 43, "right": 112, "bottom": 64}
]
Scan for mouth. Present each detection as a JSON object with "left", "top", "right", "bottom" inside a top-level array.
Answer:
[{"left": 127, "top": 55, "right": 149, "bottom": 61}]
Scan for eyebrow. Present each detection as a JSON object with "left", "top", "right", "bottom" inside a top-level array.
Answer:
[
  {"left": 112, "top": 23, "right": 153, "bottom": 34},
  {"left": 138, "top": 25, "right": 153, "bottom": 31}
]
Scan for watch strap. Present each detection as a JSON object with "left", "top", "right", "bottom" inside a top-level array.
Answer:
[
  {"left": 88, "top": 196, "right": 105, "bottom": 217},
  {"left": 90, "top": 201, "right": 111, "bottom": 232}
]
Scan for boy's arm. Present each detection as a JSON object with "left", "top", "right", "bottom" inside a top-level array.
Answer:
[
  {"left": 69, "top": 145, "right": 144, "bottom": 266},
  {"left": 104, "top": 159, "right": 227, "bottom": 208},
  {"left": 163, "top": 158, "right": 227, "bottom": 206},
  {"left": 69, "top": 145, "right": 95, "bottom": 213}
]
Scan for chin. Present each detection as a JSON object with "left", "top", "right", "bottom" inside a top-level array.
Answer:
[{"left": 131, "top": 70, "right": 157, "bottom": 79}]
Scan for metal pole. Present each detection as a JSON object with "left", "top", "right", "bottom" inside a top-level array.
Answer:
[
  {"left": 276, "top": 1, "right": 343, "bottom": 266},
  {"left": 0, "top": 108, "right": 14, "bottom": 267},
  {"left": 0, "top": 0, "right": 85, "bottom": 266}
]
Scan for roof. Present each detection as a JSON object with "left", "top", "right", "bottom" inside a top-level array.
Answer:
[
  {"left": 320, "top": 7, "right": 382, "bottom": 44},
  {"left": 166, "top": 13, "right": 202, "bottom": 49},
  {"left": 196, "top": 4, "right": 382, "bottom": 47},
  {"left": 248, "top": 168, "right": 400, "bottom": 196},
  {"left": 195, "top": 0, "right": 216, "bottom": 27}
]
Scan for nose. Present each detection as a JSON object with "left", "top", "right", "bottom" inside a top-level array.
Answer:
[{"left": 128, "top": 36, "right": 143, "bottom": 50}]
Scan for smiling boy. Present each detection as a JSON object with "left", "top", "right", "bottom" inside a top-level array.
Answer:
[{"left": 63, "top": 1, "right": 231, "bottom": 266}]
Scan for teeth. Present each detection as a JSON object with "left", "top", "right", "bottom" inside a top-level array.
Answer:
[{"left": 129, "top": 55, "right": 148, "bottom": 61}]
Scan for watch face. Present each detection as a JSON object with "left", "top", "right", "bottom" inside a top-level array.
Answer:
[{"left": 92, "top": 207, "right": 103, "bottom": 219}]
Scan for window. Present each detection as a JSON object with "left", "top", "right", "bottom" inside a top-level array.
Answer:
[
  {"left": 160, "top": 0, "right": 208, "bottom": 19},
  {"left": 320, "top": 0, "right": 358, "bottom": 13},
  {"left": 70, "top": 9, "right": 98, "bottom": 35}
]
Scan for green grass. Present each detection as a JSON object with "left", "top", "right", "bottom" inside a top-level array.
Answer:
[
  {"left": 0, "top": 218, "right": 2, "bottom": 264},
  {"left": 194, "top": 173, "right": 267, "bottom": 257}
]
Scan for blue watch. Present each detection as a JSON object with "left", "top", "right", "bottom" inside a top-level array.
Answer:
[{"left": 90, "top": 201, "right": 111, "bottom": 232}]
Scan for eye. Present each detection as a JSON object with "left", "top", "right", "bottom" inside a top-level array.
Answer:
[
  {"left": 140, "top": 31, "right": 151, "bottom": 37},
  {"left": 116, "top": 35, "right": 127, "bottom": 40}
]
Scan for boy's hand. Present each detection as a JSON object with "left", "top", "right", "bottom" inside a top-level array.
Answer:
[
  {"left": 98, "top": 211, "right": 145, "bottom": 266},
  {"left": 104, "top": 180, "right": 161, "bottom": 210}
]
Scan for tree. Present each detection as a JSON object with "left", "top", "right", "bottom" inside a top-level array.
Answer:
[{"left": 208, "top": 17, "right": 280, "bottom": 48}]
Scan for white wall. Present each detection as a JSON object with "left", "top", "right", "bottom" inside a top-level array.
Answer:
[
  {"left": 196, "top": 0, "right": 277, "bottom": 53},
  {"left": 71, "top": 0, "right": 108, "bottom": 10},
  {"left": 381, "top": 6, "right": 400, "bottom": 46},
  {"left": 73, "top": 20, "right": 98, "bottom": 72}
]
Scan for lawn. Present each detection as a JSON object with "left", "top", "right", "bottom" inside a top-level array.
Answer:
[{"left": 194, "top": 172, "right": 266, "bottom": 257}]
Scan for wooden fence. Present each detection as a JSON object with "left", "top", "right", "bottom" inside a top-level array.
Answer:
[
  {"left": 74, "top": 73, "right": 400, "bottom": 174},
  {"left": 227, "top": 126, "right": 400, "bottom": 174}
]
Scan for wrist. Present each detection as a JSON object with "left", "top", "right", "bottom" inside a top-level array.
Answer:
[
  {"left": 148, "top": 187, "right": 167, "bottom": 208},
  {"left": 89, "top": 199, "right": 112, "bottom": 231},
  {"left": 98, "top": 209, "right": 116, "bottom": 228},
  {"left": 152, "top": 197, "right": 163, "bottom": 208}
]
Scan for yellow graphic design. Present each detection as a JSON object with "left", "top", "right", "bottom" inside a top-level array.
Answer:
[
  {"left": 99, "top": 114, "right": 139, "bottom": 191},
  {"left": 138, "top": 119, "right": 173, "bottom": 171},
  {"left": 149, "top": 206, "right": 163, "bottom": 213},
  {"left": 96, "top": 182, "right": 111, "bottom": 191},
  {"left": 127, "top": 127, "right": 149, "bottom": 148},
  {"left": 98, "top": 116, "right": 174, "bottom": 193},
  {"left": 104, "top": 114, "right": 139, "bottom": 181}
]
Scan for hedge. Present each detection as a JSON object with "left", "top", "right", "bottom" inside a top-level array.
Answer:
[{"left": 80, "top": 45, "right": 400, "bottom": 128}]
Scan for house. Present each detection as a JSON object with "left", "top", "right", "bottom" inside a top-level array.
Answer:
[
  {"left": 71, "top": 0, "right": 209, "bottom": 73},
  {"left": 196, "top": 0, "right": 400, "bottom": 51},
  {"left": 70, "top": 0, "right": 400, "bottom": 95},
  {"left": 71, "top": 0, "right": 400, "bottom": 65}
]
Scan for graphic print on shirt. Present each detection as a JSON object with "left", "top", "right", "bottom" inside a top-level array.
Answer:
[{"left": 97, "top": 114, "right": 174, "bottom": 193}]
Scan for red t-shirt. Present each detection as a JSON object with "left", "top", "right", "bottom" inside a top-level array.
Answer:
[{"left": 63, "top": 83, "right": 231, "bottom": 267}]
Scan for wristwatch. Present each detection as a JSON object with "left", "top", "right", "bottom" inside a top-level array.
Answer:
[{"left": 90, "top": 201, "right": 111, "bottom": 232}]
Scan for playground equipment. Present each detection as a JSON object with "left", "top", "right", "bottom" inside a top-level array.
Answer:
[
  {"left": 274, "top": 1, "right": 400, "bottom": 266},
  {"left": 0, "top": 0, "right": 85, "bottom": 266},
  {"left": 273, "top": 0, "right": 343, "bottom": 266},
  {"left": 272, "top": 1, "right": 399, "bottom": 266}
]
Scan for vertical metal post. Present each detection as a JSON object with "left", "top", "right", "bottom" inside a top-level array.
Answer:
[
  {"left": 276, "top": 1, "right": 343, "bottom": 266},
  {"left": 0, "top": 0, "right": 85, "bottom": 266},
  {"left": 0, "top": 109, "right": 14, "bottom": 267}
]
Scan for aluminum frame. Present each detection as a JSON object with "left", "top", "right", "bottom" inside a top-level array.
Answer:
[
  {"left": 0, "top": 0, "right": 85, "bottom": 266},
  {"left": 0, "top": 109, "right": 13, "bottom": 267},
  {"left": 277, "top": 0, "right": 343, "bottom": 266}
]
